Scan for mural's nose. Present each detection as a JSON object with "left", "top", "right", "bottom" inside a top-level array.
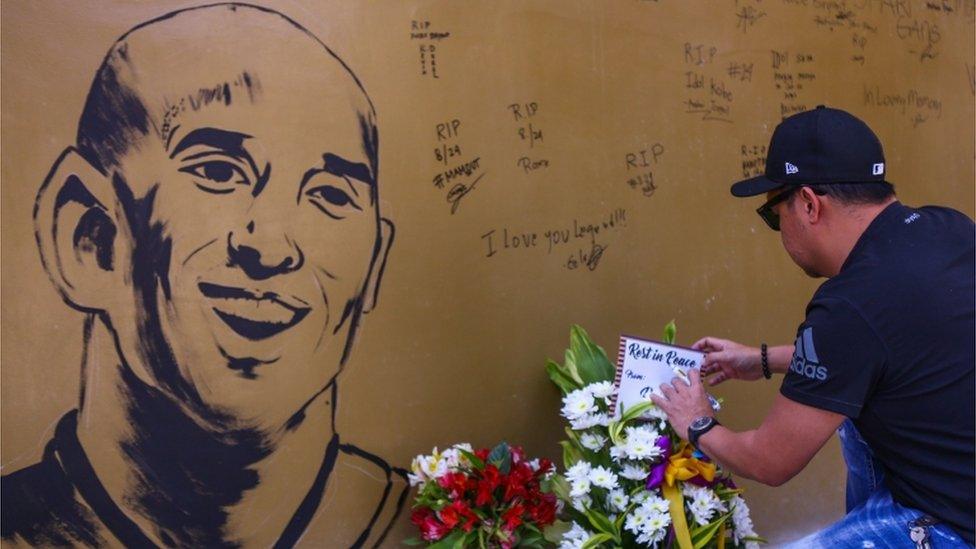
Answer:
[{"left": 227, "top": 220, "right": 304, "bottom": 280}]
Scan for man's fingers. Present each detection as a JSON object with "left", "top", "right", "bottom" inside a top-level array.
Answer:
[
  {"left": 649, "top": 393, "right": 666, "bottom": 409},
  {"left": 659, "top": 383, "right": 676, "bottom": 399},
  {"left": 708, "top": 372, "right": 727, "bottom": 386},
  {"left": 689, "top": 368, "right": 703, "bottom": 389},
  {"left": 692, "top": 337, "right": 720, "bottom": 352}
]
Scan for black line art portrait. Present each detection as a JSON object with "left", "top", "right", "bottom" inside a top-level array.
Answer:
[{"left": 2, "top": 3, "right": 406, "bottom": 547}]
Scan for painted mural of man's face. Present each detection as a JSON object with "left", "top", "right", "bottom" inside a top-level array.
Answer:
[{"left": 38, "top": 5, "right": 393, "bottom": 429}]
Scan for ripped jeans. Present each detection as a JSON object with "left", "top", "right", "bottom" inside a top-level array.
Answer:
[{"left": 784, "top": 419, "right": 972, "bottom": 548}]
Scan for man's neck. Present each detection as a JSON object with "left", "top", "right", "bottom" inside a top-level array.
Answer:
[
  {"left": 76, "top": 319, "right": 336, "bottom": 547},
  {"left": 822, "top": 197, "right": 897, "bottom": 277}
]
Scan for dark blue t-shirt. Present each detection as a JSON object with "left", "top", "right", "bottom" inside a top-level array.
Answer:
[{"left": 780, "top": 201, "right": 975, "bottom": 543}]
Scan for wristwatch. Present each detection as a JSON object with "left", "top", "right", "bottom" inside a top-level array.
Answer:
[{"left": 688, "top": 416, "right": 721, "bottom": 453}]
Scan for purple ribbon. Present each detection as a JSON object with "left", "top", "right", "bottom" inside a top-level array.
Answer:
[{"left": 645, "top": 436, "right": 672, "bottom": 490}]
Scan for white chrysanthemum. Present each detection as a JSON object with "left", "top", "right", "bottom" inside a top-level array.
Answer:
[
  {"left": 730, "top": 495, "right": 758, "bottom": 544},
  {"left": 570, "top": 413, "right": 601, "bottom": 430},
  {"left": 569, "top": 477, "right": 591, "bottom": 498},
  {"left": 588, "top": 381, "right": 616, "bottom": 398},
  {"left": 559, "top": 522, "right": 591, "bottom": 549},
  {"left": 562, "top": 388, "right": 597, "bottom": 419},
  {"left": 588, "top": 466, "right": 619, "bottom": 490},
  {"left": 565, "top": 461, "right": 592, "bottom": 484},
  {"left": 620, "top": 462, "right": 649, "bottom": 480},
  {"left": 631, "top": 490, "right": 652, "bottom": 505},
  {"left": 641, "top": 494, "right": 670, "bottom": 515},
  {"left": 571, "top": 494, "right": 592, "bottom": 512},
  {"left": 684, "top": 485, "right": 726, "bottom": 526},
  {"left": 623, "top": 505, "right": 652, "bottom": 536},
  {"left": 527, "top": 458, "right": 541, "bottom": 472},
  {"left": 594, "top": 413, "right": 613, "bottom": 427},
  {"left": 579, "top": 432, "right": 607, "bottom": 451},
  {"left": 608, "top": 488, "right": 630, "bottom": 512},
  {"left": 609, "top": 442, "right": 628, "bottom": 462},
  {"left": 640, "top": 511, "right": 671, "bottom": 544},
  {"left": 623, "top": 426, "right": 663, "bottom": 461}
]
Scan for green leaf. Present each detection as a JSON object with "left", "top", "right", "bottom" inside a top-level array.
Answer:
[
  {"left": 543, "top": 520, "right": 574, "bottom": 543},
  {"left": 569, "top": 325, "right": 616, "bottom": 385},
  {"left": 580, "top": 532, "right": 614, "bottom": 549},
  {"left": 547, "top": 359, "right": 583, "bottom": 395},
  {"left": 402, "top": 537, "right": 424, "bottom": 546},
  {"left": 549, "top": 474, "right": 571, "bottom": 501},
  {"left": 607, "top": 401, "right": 655, "bottom": 445},
  {"left": 663, "top": 320, "right": 677, "bottom": 345},
  {"left": 583, "top": 508, "right": 617, "bottom": 536},
  {"left": 458, "top": 449, "right": 485, "bottom": 470},
  {"left": 487, "top": 441, "right": 512, "bottom": 474},
  {"left": 690, "top": 510, "right": 732, "bottom": 549},
  {"left": 560, "top": 440, "right": 582, "bottom": 469}
]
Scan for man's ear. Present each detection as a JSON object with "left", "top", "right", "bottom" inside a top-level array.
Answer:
[
  {"left": 362, "top": 217, "right": 395, "bottom": 314},
  {"left": 797, "top": 187, "right": 824, "bottom": 224},
  {"left": 34, "top": 148, "right": 126, "bottom": 312}
]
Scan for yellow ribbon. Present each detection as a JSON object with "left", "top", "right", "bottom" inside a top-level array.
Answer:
[
  {"left": 665, "top": 442, "right": 716, "bottom": 487},
  {"left": 662, "top": 483, "right": 693, "bottom": 549},
  {"left": 661, "top": 442, "right": 719, "bottom": 549}
]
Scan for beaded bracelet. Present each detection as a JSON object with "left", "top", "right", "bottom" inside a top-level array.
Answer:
[{"left": 761, "top": 343, "right": 772, "bottom": 379}]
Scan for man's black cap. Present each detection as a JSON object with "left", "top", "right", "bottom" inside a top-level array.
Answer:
[{"left": 731, "top": 105, "right": 887, "bottom": 197}]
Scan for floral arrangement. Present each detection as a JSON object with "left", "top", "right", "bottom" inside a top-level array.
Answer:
[
  {"left": 544, "top": 324, "right": 762, "bottom": 548},
  {"left": 407, "top": 442, "right": 559, "bottom": 547}
]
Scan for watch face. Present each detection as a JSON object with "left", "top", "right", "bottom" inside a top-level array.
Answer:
[{"left": 690, "top": 417, "right": 713, "bottom": 431}]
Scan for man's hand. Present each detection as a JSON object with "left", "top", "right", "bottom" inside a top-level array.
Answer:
[
  {"left": 650, "top": 368, "right": 715, "bottom": 440},
  {"left": 692, "top": 337, "right": 763, "bottom": 386}
]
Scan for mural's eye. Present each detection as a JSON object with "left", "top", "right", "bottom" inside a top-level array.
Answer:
[
  {"left": 306, "top": 183, "right": 362, "bottom": 219},
  {"left": 180, "top": 160, "right": 250, "bottom": 194}
]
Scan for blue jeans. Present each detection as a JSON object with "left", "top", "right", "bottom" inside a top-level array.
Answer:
[{"left": 784, "top": 420, "right": 971, "bottom": 548}]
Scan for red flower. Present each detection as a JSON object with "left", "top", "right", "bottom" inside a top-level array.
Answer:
[
  {"left": 476, "top": 464, "right": 502, "bottom": 506},
  {"left": 475, "top": 448, "right": 490, "bottom": 462},
  {"left": 503, "top": 462, "right": 534, "bottom": 502},
  {"left": 510, "top": 445, "right": 525, "bottom": 464},
  {"left": 501, "top": 503, "right": 525, "bottom": 532},
  {"left": 410, "top": 507, "right": 432, "bottom": 529},
  {"left": 437, "top": 472, "right": 470, "bottom": 499},
  {"left": 527, "top": 493, "right": 557, "bottom": 526},
  {"left": 439, "top": 500, "right": 479, "bottom": 532},
  {"left": 412, "top": 508, "right": 450, "bottom": 541},
  {"left": 535, "top": 458, "right": 554, "bottom": 476}
]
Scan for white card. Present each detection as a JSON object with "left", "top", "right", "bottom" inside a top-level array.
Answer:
[{"left": 612, "top": 334, "right": 705, "bottom": 417}]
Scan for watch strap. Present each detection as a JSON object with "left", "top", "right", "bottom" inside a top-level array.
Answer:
[{"left": 688, "top": 416, "right": 720, "bottom": 453}]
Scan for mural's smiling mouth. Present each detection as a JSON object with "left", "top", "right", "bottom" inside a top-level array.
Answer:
[{"left": 198, "top": 282, "right": 311, "bottom": 340}]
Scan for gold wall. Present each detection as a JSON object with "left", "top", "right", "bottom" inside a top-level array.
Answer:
[{"left": 2, "top": 1, "right": 973, "bottom": 546}]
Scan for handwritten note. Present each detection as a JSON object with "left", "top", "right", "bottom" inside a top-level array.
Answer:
[{"left": 612, "top": 335, "right": 704, "bottom": 416}]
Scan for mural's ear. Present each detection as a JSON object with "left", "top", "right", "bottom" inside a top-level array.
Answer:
[
  {"left": 362, "top": 217, "right": 395, "bottom": 314},
  {"left": 34, "top": 148, "right": 125, "bottom": 311}
]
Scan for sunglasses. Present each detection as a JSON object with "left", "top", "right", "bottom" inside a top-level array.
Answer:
[{"left": 756, "top": 187, "right": 798, "bottom": 231}]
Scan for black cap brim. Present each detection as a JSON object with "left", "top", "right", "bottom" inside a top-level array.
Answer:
[{"left": 730, "top": 175, "right": 784, "bottom": 197}]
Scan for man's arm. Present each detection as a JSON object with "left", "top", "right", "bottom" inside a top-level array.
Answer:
[
  {"left": 692, "top": 337, "right": 794, "bottom": 385},
  {"left": 697, "top": 394, "right": 843, "bottom": 486},
  {"left": 652, "top": 369, "right": 844, "bottom": 486}
]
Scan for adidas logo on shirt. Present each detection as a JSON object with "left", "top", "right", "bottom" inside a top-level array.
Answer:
[{"left": 789, "top": 327, "right": 828, "bottom": 381}]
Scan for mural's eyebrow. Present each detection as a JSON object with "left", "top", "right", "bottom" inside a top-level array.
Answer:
[
  {"left": 322, "top": 153, "right": 374, "bottom": 186},
  {"left": 169, "top": 127, "right": 253, "bottom": 159}
]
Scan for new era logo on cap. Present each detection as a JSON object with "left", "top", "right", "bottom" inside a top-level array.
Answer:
[
  {"left": 785, "top": 162, "right": 799, "bottom": 175},
  {"left": 872, "top": 163, "right": 884, "bottom": 175}
]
